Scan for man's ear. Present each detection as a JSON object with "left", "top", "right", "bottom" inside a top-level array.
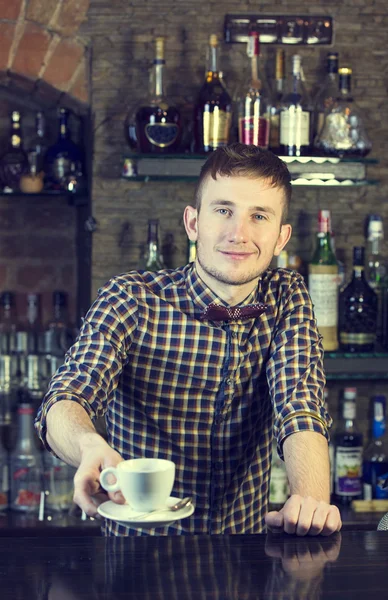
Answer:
[
  {"left": 183, "top": 205, "right": 198, "bottom": 241},
  {"left": 273, "top": 224, "right": 292, "bottom": 256}
]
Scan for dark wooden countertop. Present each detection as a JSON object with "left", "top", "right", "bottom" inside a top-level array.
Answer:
[{"left": 1, "top": 531, "right": 388, "bottom": 599}]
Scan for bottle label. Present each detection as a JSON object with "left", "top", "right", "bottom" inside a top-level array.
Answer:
[
  {"left": 203, "top": 108, "right": 231, "bottom": 148},
  {"left": 145, "top": 123, "right": 179, "bottom": 148},
  {"left": 10, "top": 458, "right": 41, "bottom": 511},
  {"left": 238, "top": 116, "right": 269, "bottom": 148},
  {"left": 0, "top": 463, "right": 9, "bottom": 508},
  {"left": 364, "top": 462, "right": 388, "bottom": 500},
  {"left": 334, "top": 446, "right": 362, "bottom": 496},
  {"left": 280, "top": 107, "right": 310, "bottom": 147},
  {"left": 339, "top": 333, "right": 376, "bottom": 344},
  {"left": 308, "top": 272, "right": 338, "bottom": 327}
]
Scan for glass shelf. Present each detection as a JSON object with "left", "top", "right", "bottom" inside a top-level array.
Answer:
[{"left": 324, "top": 352, "right": 388, "bottom": 380}]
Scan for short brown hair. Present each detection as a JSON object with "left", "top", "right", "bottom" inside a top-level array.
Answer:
[{"left": 194, "top": 143, "right": 292, "bottom": 223}]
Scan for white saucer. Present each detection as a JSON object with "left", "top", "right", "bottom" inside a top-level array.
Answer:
[{"left": 97, "top": 496, "right": 195, "bottom": 528}]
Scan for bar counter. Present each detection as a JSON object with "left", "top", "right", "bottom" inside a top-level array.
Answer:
[{"left": 2, "top": 530, "right": 387, "bottom": 599}]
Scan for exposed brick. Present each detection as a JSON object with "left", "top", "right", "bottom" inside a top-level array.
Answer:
[
  {"left": 0, "top": 204, "right": 23, "bottom": 230},
  {"left": 50, "top": 0, "right": 90, "bottom": 37},
  {"left": 21, "top": 201, "right": 75, "bottom": 230},
  {"left": 25, "top": 235, "right": 76, "bottom": 261},
  {"left": 0, "top": 22, "right": 16, "bottom": 71},
  {"left": 15, "top": 264, "right": 56, "bottom": 291},
  {"left": 0, "top": 235, "right": 26, "bottom": 259},
  {"left": 0, "top": 264, "right": 8, "bottom": 289},
  {"left": 26, "top": 0, "right": 58, "bottom": 27},
  {"left": 69, "top": 58, "right": 89, "bottom": 104},
  {"left": 42, "top": 38, "right": 85, "bottom": 91},
  {"left": 11, "top": 22, "right": 52, "bottom": 80},
  {"left": 0, "top": 0, "right": 23, "bottom": 21}
]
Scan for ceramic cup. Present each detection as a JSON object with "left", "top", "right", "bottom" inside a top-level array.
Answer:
[{"left": 99, "top": 458, "right": 175, "bottom": 512}]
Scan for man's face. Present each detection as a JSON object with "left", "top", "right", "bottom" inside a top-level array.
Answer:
[{"left": 184, "top": 174, "right": 291, "bottom": 296}]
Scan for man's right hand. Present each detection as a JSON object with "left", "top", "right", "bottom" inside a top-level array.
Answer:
[{"left": 72, "top": 436, "right": 126, "bottom": 517}]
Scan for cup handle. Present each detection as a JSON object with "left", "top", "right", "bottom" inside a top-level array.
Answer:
[{"left": 100, "top": 467, "right": 120, "bottom": 493}]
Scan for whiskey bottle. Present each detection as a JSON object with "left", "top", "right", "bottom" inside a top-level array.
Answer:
[
  {"left": 44, "top": 108, "right": 83, "bottom": 190},
  {"left": 140, "top": 219, "right": 165, "bottom": 271},
  {"left": 134, "top": 37, "right": 181, "bottom": 153},
  {"left": 313, "top": 52, "right": 339, "bottom": 144},
  {"left": 268, "top": 48, "right": 285, "bottom": 153},
  {"left": 237, "top": 31, "right": 270, "bottom": 149},
  {"left": 279, "top": 54, "right": 312, "bottom": 156},
  {"left": 339, "top": 246, "right": 378, "bottom": 352},
  {"left": 0, "top": 111, "right": 28, "bottom": 192},
  {"left": 315, "top": 67, "right": 371, "bottom": 157},
  {"left": 308, "top": 210, "right": 339, "bottom": 351},
  {"left": 363, "top": 395, "right": 388, "bottom": 500},
  {"left": 333, "top": 387, "right": 363, "bottom": 506},
  {"left": 194, "top": 34, "right": 232, "bottom": 153}
]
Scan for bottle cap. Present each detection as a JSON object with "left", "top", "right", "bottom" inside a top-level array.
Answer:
[
  {"left": 343, "top": 387, "right": 357, "bottom": 400},
  {"left": 318, "top": 209, "right": 331, "bottom": 234},
  {"left": 155, "top": 37, "right": 165, "bottom": 61},
  {"left": 338, "top": 67, "right": 352, "bottom": 75},
  {"left": 209, "top": 34, "right": 218, "bottom": 47},
  {"left": 367, "top": 215, "right": 384, "bottom": 240}
]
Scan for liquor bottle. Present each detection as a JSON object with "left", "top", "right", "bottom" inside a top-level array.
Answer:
[
  {"left": 44, "top": 108, "right": 83, "bottom": 190},
  {"left": 187, "top": 239, "right": 197, "bottom": 263},
  {"left": 0, "top": 435, "right": 8, "bottom": 511},
  {"left": 279, "top": 54, "right": 312, "bottom": 157},
  {"left": 44, "top": 291, "right": 73, "bottom": 359},
  {"left": 268, "top": 48, "right": 285, "bottom": 153},
  {"left": 269, "top": 437, "right": 289, "bottom": 510},
  {"left": 330, "top": 230, "right": 346, "bottom": 289},
  {"left": 339, "top": 246, "right": 378, "bottom": 352},
  {"left": 363, "top": 395, "right": 388, "bottom": 500},
  {"left": 194, "top": 34, "right": 232, "bottom": 153},
  {"left": 42, "top": 451, "right": 76, "bottom": 513},
  {"left": 0, "top": 111, "right": 28, "bottom": 192},
  {"left": 9, "top": 395, "right": 42, "bottom": 512},
  {"left": 237, "top": 31, "right": 270, "bottom": 149},
  {"left": 134, "top": 37, "right": 181, "bottom": 154},
  {"left": 365, "top": 215, "right": 387, "bottom": 346},
  {"left": 308, "top": 210, "right": 339, "bottom": 351},
  {"left": 0, "top": 355, "right": 18, "bottom": 451},
  {"left": 333, "top": 387, "right": 363, "bottom": 506},
  {"left": 324, "top": 388, "right": 335, "bottom": 496},
  {"left": 314, "top": 67, "right": 372, "bottom": 157},
  {"left": 28, "top": 112, "right": 49, "bottom": 173},
  {"left": 140, "top": 220, "right": 165, "bottom": 271},
  {"left": 313, "top": 52, "right": 339, "bottom": 144}
]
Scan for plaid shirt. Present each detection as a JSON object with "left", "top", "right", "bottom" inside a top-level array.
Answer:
[{"left": 35, "top": 263, "right": 331, "bottom": 536}]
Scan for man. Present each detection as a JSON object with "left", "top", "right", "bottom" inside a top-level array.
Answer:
[{"left": 35, "top": 143, "right": 342, "bottom": 537}]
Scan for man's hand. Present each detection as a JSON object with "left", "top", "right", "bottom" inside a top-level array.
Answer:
[
  {"left": 73, "top": 437, "right": 126, "bottom": 517},
  {"left": 265, "top": 494, "right": 342, "bottom": 536}
]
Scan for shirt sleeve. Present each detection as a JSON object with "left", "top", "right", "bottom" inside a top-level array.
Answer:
[
  {"left": 265, "top": 271, "right": 332, "bottom": 460},
  {"left": 34, "top": 278, "right": 138, "bottom": 453}
]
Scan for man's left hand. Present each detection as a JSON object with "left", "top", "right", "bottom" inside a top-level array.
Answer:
[{"left": 265, "top": 494, "right": 342, "bottom": 536}]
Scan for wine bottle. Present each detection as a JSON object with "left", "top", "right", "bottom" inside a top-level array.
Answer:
[
  {"left": 363, "top": 395, "right": 388, "bottom": 500},
  {"left": 339, "top": 246, "right": 378, "bottom": 352},
  {"left": 237, "top": 31, "right": 270, "bottom": 149},
  {"left": 44, "top": 108, "right": 83, "bottom": 190},
  {"left": 0, "top": 111, "right": 28, "bottom": 192},
  {"left": 140, "top": 220, "right": 165, "bottom": 271},
  {"left": 268, "top": 48, "right": 285, "bottom": 153},
  {"left": 279, "top": 54, "right": 312, "bottom": 156},
  {"left": 194, "top": 34, "right": 232, "bottom": 153},
  {"left": 308, "top": 210, "right": 339, "bottom": 351},
  {"left": 333, "top": 387, "right": 363, "bottom": 506},
  {"left": 134, "top": 37, "right": 182, "bottom": 153}
]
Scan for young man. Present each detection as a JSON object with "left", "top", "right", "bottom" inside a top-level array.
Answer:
[{"left": 35, "top": 143, "right": 342, "bottom": 537}]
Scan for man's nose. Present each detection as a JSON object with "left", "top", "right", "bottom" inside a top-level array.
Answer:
[{"left": 227, "top": 218, "right": 249, "bottom": 243}]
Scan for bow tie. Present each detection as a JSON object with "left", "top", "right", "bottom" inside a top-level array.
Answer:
[{"left": 201, "top": 302, "right": 267, "bottom": 322}]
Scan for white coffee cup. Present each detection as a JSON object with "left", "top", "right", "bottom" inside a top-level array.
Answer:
[{"left": 100, "top": 458, "right": 175, "bottom": 512}]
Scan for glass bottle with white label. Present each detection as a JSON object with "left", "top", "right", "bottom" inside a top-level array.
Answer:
[
  {"left": 308, "top": 209, "right": 339, "bottom": 351},
  {"left": 279, "top": 54, "right": 312, "bottom": 156},
  {"left": 333, "top": 388, "right": 363, "bottom": 506}
]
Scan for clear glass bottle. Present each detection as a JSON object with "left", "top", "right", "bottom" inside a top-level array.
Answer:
[
  {"left": 313, "top": 52, "right": 339, "bottom": 144},
  {"left": 0, "top": 291, "right": 18, "bottom": 355},
  {"left": 363, "top": 395, "right": 388, "bottom": 500},
  {"left": 44, "top": 108, "right": 83, "bottom": 190},
  {"left": 308, "top": 210, "right": 339, "bottom": 351},
  {"left": 194, "top": 34, "right": 232, "bottom": 153},
  {"left": 268, "top": 48, "right": 285, "bottom": 153},
  {"left": 133, "top": 37, "right": 182, "bottom": 154},
  {"left": 42, "top": 451, "right": 76, "bottom": 514},
  {"left": 315, "top": 67, "right": 372, "bottom": 157},
  {"left": 365, "top": 215, "right": 387, "bottom": 346},
  {"left": 237, "top": 31, "right": 270, "bottom": 149},
  {"left": 279, "top": 54, "right": 312, "bottom": 156},
  {"left": 44, "top": 291, "right": 73, "bottom": 359},
  {"left": 0, "top": 355, "right": 18, "bottom": 451},
  {"left": 0, "top": 111, "right": 28, "bottom": 192},
  {"left": 140, "top": 220, "right": 165, "bottom": 271},
  {"left": 339, "top": 246, "right": 378, "bottom": 352},
  {"left": 333, "top": 387, "right": 363, "bottom": 506}
]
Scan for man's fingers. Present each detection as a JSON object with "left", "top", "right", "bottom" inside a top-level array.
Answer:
[
  {"left": 73, "top": 473, "right": 102, "bottom": 516},
  {"left": 109, "top": 490, "right": 126, "bottom": 505},
  {"left": 265, "top": 510, "right": 284, "bottom": 532},
  {"left": 321, "top": 506, "right": 342, "bottom": 536},
  {"left": 281, "top": 495, "right": 302, "bottom": 535}
]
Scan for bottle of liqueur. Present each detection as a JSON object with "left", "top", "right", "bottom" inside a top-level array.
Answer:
[
  {"left": 363, "top": 395, "right": 388, "bottom": 500},
  {"left": 0, "top": 111, "right": 28, "bottom": 192},
  {"left": 279, "top": 54, "right": 312, "bottom": 157},
  {"left": 313, "top": 52, "right": 339, "bottom": 144},
  {"left": 140, "top": 219, "right": 165, "bottom": 271},
  {"left": 365, "top": 215, "right": 387, "bottom": 346},
  {"left": 333, "top": 387, "right": 363, "bottom": 506},
  {"left": 237, "top": 31, "right": 270, "bottom": 149},
  {"left": 339, "top": 246, "right": 378, "bottom": 352},
  {"left": 314, "top": 67, "right": 372, "bottom": 157},
  {"left": 44, "top": 108, "right": 83, "bottom": 190},
  {"left": 308, "top": 210, "right": 339, "bottom": 351},
  {"left": 268, "top": 48, "right": 285, "bottom": 153},
  {"left": 134, "top": 37, "right": 181, "bottom": 154},
  {"left": 194, "top": 34, "right": 232, "bottom": 153}
]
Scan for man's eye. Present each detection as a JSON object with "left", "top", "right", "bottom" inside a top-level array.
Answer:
[
  {"left": 254, "top": 214, "right": 266, "bottom": 221},
  {"left": 218, "top": 208, "right": 229, "bottom": 215}
]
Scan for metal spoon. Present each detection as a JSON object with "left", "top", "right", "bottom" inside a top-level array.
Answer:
[{"left": 130, "top": 496, "right": 192, "bottom": 520}]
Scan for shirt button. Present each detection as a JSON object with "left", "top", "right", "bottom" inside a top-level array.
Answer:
[
  {"left": 226, "top": 377, "right": 234, "bottom": 386},
  {"left": 231, "top": 331, "right": 238, "bottom": 339}
]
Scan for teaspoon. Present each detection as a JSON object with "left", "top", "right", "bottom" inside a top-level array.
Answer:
[{"left": 130, "top": 496, "right": 192, "bottom": 520}]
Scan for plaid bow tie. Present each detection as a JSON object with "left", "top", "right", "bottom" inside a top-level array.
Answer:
[{"left": 201, "top": 302, "right": 268, "bottom": 322}]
